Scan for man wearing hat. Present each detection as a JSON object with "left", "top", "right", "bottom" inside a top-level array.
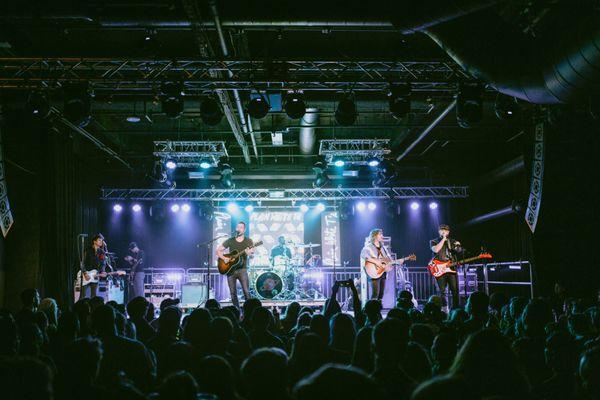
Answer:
[
  {"left": 430, "top": 224, "right": 462, "bottom": 310},
  {"left": 124, "top": 242, "right": 146, "bottom": 300}
]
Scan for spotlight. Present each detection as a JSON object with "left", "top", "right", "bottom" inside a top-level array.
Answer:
[
  {"left": 312, "top": 161, "right": 329, "bottom": 188},
  {"left": 25, "top": 91, "right": 50, "bottom": 119},
  {"left": 199, "top": 160, "right": 212, "bottom": 169},
  {"left": 246, "top": 95, "right": 270, "bottom": 119},
  {"left": 245, "top": 204, "right": 254, "bottom": 212},
  {"left": 456, "top": 83, "right": 483, "bottom": 129},
  {"left": 356, "top": 202, "right": 366, "bottom": 212},
  {"left": 284, "top": 92, "right": 306, "bottom": 119},
  {"left": 300, "top": 204, "right": 309, "bottom": 212},
  {"left": 219, "top": 162, "right": 235, "bottom": 189},
  {"left": 494, "top": 94, "right": 520, "bottom": 121},
  {"left": 367, "top": 157, "right": 380, "bottom": 167},
  {"left": 182, "top": 203, "right": 191, "bottom": 213},
  {"left": 410, "top": 201, "right": 420, "bottom": 210},
  {"left": 316, "top": 203, "right": 326, "bottom": 212},
  {"left": 132, "top": 204, "right": 142, "bottom": 212},
  {"left": 171, "top": 204, "right": 180, "bottom": 213},
  {"left": 226, "top": 203, "right": 238, "bottom": 213},
  {"left": 200, "top": 97, "right": 223, "bottom": 126},
  {"left": 335, "top": 95, "right": 357, "bottom": 126},
  {"left": 388, "top": 83, "right": 411, "bottom": 119},
  {"left": 113, "top": 204, "right": 123, "bottom": 212},
  {"left": 63, "top": 82, "right": 92, "bottom": 127},
  {"left": 126, "top": 116, "right": 141, "bottom": 123},
  {"left": 429, "top": 201, "right": 438, "bottom": 210},
  {"left": 165, "top": 160, "right": 177, "bottom": 170},
  {"left": 332, "top": 158, "right": 346, "bottom": 168},
  {"left": 368, "top": 202, "right": 377, "bottom": 211},
  {"left": 162, "top": 82, "right": 184, "bottom": 119}
]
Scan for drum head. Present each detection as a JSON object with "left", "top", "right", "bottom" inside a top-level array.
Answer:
[{"left": 255, "top": 272, "right": 283, "bottom": 299}]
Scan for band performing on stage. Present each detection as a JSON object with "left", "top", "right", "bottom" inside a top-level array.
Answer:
[{"left": 75, "top": 219, "right": 493, "bottom": 311}]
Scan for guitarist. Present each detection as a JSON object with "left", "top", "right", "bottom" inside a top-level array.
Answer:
[
  {"left": 216, "top": 221, "right": 254, "bottom": 307},
  {"left": 82, "top": 233, "right": 108, "bottom": 299},
  {"left": 124, "top": 242, "right": 146, "bottom": 300},
  {"left": 360, "top": 228, "right": 403, "bottom": 301},
  {"left": 430, "top": 224, "right": 463, "bottom": 310}
]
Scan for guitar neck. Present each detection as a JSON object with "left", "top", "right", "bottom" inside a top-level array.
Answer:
[{"left": 452, "top": 255, "right": 485, "bottom": 266}]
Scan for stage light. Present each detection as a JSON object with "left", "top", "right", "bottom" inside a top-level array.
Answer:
[
  {"left": 333, "top": 158, "right": 345, "bottom": 168},
  {"left": 316, "top": 203, "right": 326, "bottom": 212},
  {"left": 63, "top": 82, "right": 92, "bottom": 127},
  {"left": 410, "top": 201, "right": 420, "bottom": 210},
  {"left": 181, "top": 203, "right": 191, "bottom": 213},
  {"left": 165, "top": 160, "right": 177, "bottom": 170},
  {"left": 226, "top": 203, "right": 238, "bottom": 213},
  {"left": 200, "top": 97, "right": 223, "bottom": 126},
  {"left": 126, "top": 116, "right": 141, "bottom": 123},
  {"left": 113, "top": 204, "right": 123, "bottom": 212},
  {"left": 166, "top": 273, "right": 182, "bottom": 281},
  {"left": 429, "top": 201, "right": 438, "bottom": 210},
  {"left": 246, "top": 95, "right": 270, "bottom": 119},
  {"left": 284, "top": 92, "right": 306, "bottom": 119},
  {"left": 162, "top": 82, "right": 184, "bottom": 119},
  {"left": 456, "top": 83, "right": 483, "bottom": 129},
  {"left": 494, "top": 94, "right": 520, "bottom": 121},
  {"left": 219, "top": 162, "right": 234, "bottom": 189},
  {"left": 25, "top": 91, "right": 50, "bottom": 120},
  {"left": 368, "top": 202, "right": 377, "bottom": 211},
  {"left": 312, "top": 161, "right": 329, "bottom": 188},
  {"left": 132, "top": 204, "right": 142, "bottom": 212},
  {"left": 244, "top": 204, "right": 254, "bottom": 212},
  {"left": 300, "top": 204, "right": 309, "bottom": 212},
  {"left": 171, "top": 204, "right": 180, "bottom": 213},
  {"left": 199, "top": 160, "right": 212, "bottom": 169},
  {"left": 356, "top": 202, "right": 366, "bottom": 212},
  {"left": 367, "top": 157, "right": 380, "bottom": 167},
  {"left": 388, "top": 83, "right": 411, "bottom": 119},
  {"left": 335, "top": 96, "right": 357, "bottom": 126}
]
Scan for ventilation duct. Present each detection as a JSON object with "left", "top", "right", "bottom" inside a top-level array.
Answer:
[
  {"left": 299, "top": 108, "right": 318, "bottom": 155},
  {"left": 424, "top": 8, "right": 600, "bottom": 104}
]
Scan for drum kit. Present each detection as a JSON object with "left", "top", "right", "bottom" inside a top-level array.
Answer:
[{"left": 251, "top": 242, "right": 325, "bottom": 300}]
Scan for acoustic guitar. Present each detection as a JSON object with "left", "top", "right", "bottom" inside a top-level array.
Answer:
[
  {"left": 427, "top": 253, "right": 493, "bottom": 278},
  {"left": 217, "top": 240, "right": 264, "bottom": 275},
  {"left": 364, "top": 254, "right": 416, "bottom": 279}
]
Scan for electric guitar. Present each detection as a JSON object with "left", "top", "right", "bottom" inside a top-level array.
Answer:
[
  {"left": 364, "top": 254, "right": 416, "bottom": 279},
  {"left": 217, "top": 241, "right": 264, "bottom": 275},
  {"left": 76, "top": 269, "right": 126, "bottom": 286},
  {"left": 427, "top": 253, "right": 493, "bottom": 278}
]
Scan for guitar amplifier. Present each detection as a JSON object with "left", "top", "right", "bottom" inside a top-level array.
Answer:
[
  {"left": 458, "top": 271, "right": 478, "bottom": 298},
  {"left": 181, "top": 283, "right": 208, "bottom": 308}
]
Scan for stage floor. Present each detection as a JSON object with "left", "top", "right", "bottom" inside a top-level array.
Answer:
[{"left": 180, "top": 298, "right": 327, "bottom": 309}]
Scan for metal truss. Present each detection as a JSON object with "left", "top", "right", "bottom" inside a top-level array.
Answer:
[
  {"left": 153, "top": 141, "right": 228, "bottom": 168},
  {"left": 0, "top": 58, "right": 472, "bottom": 94},
  {"left": 101, "top": 186, "right": 469, "bottom": 202},
  {"left": 319, "top": 139, "right": 391, "bottom": 165}
]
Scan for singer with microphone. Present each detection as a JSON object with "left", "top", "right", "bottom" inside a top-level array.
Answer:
[
  {"left": 216, "top": 221, "right": 254, "bottom": 308},
  {"left": 82, "top": 233, "right": 109, "bottom": 298},
  {"left": 430, "top": 224, "right": 463, "bottom": 310}
]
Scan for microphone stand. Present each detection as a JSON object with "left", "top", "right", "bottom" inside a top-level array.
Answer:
[
  {"left": 197, "top": 235, "right": 228, "bottom": 306},
  {"left": 77, "top": 234, "right": 86, "bottom": 302}
]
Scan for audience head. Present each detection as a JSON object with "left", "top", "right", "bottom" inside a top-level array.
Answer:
[
  {"left": 160, "top": 342, "right": 194, "bottom": 379},
  {"left": 372, "top": 317, "right": 409, "bottom": 364},
  {"left": 329, "top": 313, "right": 356, "bottom": 351},
  {"left": 158, "top": 305, "right": 182, "bottom": 337},
  {"left": 159, "top": 371, "right": 198, "bottom": 400},
  {"left": 126, "top": 296, "right": 149, "bottom": 320},
  {"left": 242, "top": 298, "right": 262, "bottom": 322},
  {"left": 18, "top": 323, "right": 44, "bottom": 357},
  {"left": 404, "top": 342, "right": 432, "bottom": 383},
  {"left": 57, "top": 311, "right": 80, "bottom": 340},
  {"left": 397, "top": 290, "right": 414, "bottom": 310},
  {"left": 410, "top": 323, "right": 435, "bottom": 350},
  {"left": 351, "top": 326, "right": 373, "bottom": 372},
  {"left": 465, "top": 291, "right": 490, "bottom": 318},
  {"left": 39, "top": 298, "right": 59, "bottom": 326},
  {"left": 205, "top": 298, "right": 221, "bottom": 310},
  {"left": 363, "top": 300, "right": 383, "bottom": 325},
  {"left": 522, "top": 298, "right": 553, "bottom": 338},
  {"left": 91, "top": 305, "right": 117, "bottom": 336},
  {"left": 545, "top": 331, "right": 577, "bottom": 373},
  {"left": 20, "top": 288, "right": 40, "bottom": 310},
  {"left": 241, "top": 348, "right": 288, "bottom": 399},
  {"left": 251, "top": 306, "right": 273, "bottom": 331},
  {"left": 411, "top": 376, "right": 478, "bottom": 400},
  {"left": 431, "top": 333, "right": 458, "bottom": 373},
  {"left": 0, "top": 357, "right": 53, "bottom": 400},
  {"left": 296, "top": 311, "right": 312, "bottom": 330},
  {"left": 309, "top": 313, "right": 330, "bottom": 344},
  {"left": 210, "top": 316, "right": 233, "bottom": 350},
  {"left": 294, "top": 364, "right": 383, "bottom": 400},
  {"left": 579, "top": 346, "right": 600, "bottom": 399},
  {"left": 89, "top": 296, "right": 105, "bottom": 311},
  {"left": 195, "top": 355, "right": 237, "bottom": 399},
  {"left": 489, "top": 292, "right": 508, "bottom": 313},
  {"left": 63, "top": 337, "right": 103, "bottom": 384},
  {"left": 182, "top": 307, "right": 212, "bottom": 345}
]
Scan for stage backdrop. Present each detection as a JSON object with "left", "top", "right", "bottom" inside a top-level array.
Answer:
[{"left": 248, "top": 210, "right": 304, "bottom": 266}]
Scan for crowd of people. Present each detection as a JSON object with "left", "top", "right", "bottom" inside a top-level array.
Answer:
[{"left": 0, "top": 280, "right": 599, "bottom": 400}]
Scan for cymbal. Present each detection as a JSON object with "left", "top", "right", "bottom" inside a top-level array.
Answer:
[{"left": 295, "top": 243, "right": 321, "bottom": 248}]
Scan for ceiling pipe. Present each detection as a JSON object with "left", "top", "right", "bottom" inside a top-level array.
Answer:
[
  {"left": 396, "top": 100, "right": 456, "bottom": 162},
  {"left": 209, "top": 0, "right": 258, "bottom": 162},
  {"left": 299, "top": 108, "right": 319, "bottom": 155}
]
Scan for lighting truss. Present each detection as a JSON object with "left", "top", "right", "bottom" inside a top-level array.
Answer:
[
  {"left": 319, "top": 139, "right": 391, "bottom": 165},
  {"left": 0, "top": 58, "right": 472, "bottom": 94},
  {"left": 153, "top": 141, "right": 228, "bottom": 168},
  {"left": 101, "top": 186, "right": 468, "bottom": 202}
]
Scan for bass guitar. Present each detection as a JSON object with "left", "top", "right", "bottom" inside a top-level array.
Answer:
[
  {"left": 427, "top": 253, "right": 493, "bottom": 278},
  {"left": 364, "top": 254, "right": 416, "bottom": 279},
  {"left": 217, "top": 241, "right": 264, "bottom": 275},
  {"left": 76, "top": 269, "right": 126, "bottom": 286}
]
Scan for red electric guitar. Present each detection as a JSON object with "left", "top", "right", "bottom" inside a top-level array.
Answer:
[{"left": 427, "top": 253, "right": 493, "bottom": 278}]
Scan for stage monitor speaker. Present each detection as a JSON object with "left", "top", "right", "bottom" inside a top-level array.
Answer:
[{"left": 182, "top": 283, "right": 208, "bottom": 307}]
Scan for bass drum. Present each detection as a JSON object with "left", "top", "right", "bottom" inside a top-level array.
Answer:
[{"left": 255, "top": 272, "right": 284, "bottom": 299}]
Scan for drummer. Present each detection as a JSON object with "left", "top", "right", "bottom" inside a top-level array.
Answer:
[{"left": 270, "top": 235, "right": 292, "bottom": 265}]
